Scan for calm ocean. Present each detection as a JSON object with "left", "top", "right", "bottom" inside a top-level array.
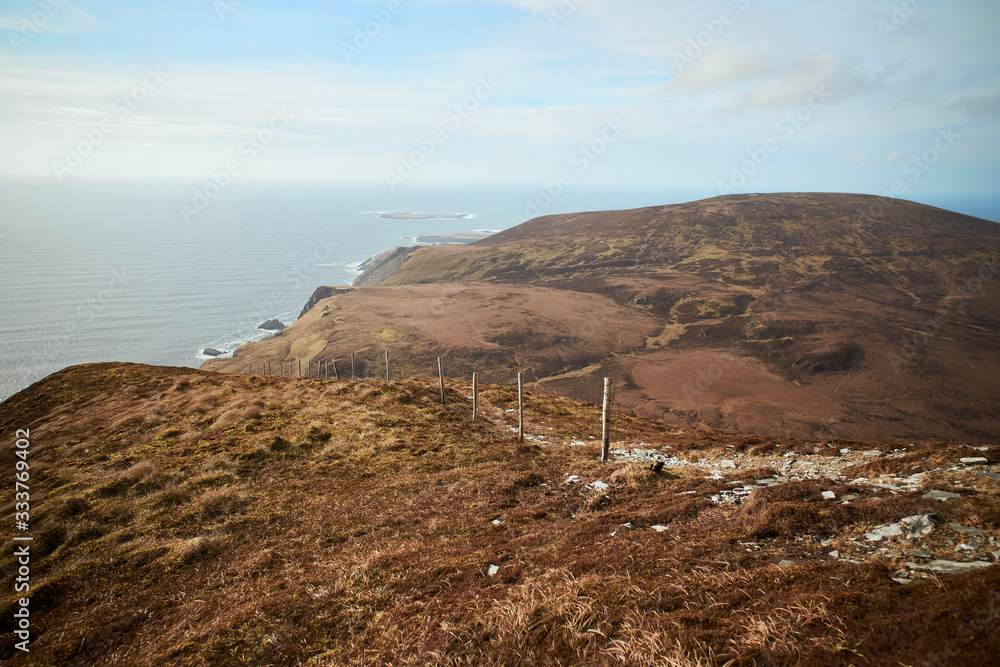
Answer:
[
  {"left": 0, "top": 180, "right": 709, "bottom": 401},
  {"left": 2, "top": 180, "right": 997, "bottom": 402}
]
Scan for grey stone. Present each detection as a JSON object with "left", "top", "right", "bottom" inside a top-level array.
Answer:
[
  {"left": 821, "top": 490, "right": 837, "bottom": 501},
  {"left": 866, "top": 524, "right": 903, "bottom": 542},
  {"left": 828, "top": 550, "right": 840, "bottom": 558},
  {"left": 487, "top": 564, "right": 500, "bottom": 576},
  {"left": 651, "top": 524, "right": 669, "bottom": 532},
  {"left": 901, "top": 514, "right": 936, "bottom": 539},
  {"left": 922, "top": 489, "right": 962, "bottom": 501},
  {"left": 909, "top": 550, "right": 934, "bottom": 559},
  {"left": 840, "top": 494, "right": 861, "bottom": 502},
  {"left": 258, "top": 318, "right": 286, "bottom": 331},
  {"left": 906, "top": 560, "right": 993, "bottom": 575},
  {"left": 203, "top": 348, "right": 225, "bottom": 357},
  {"left": 719, "top": 460, "right": 737, "bottom": 469},
  {"left": 778, "top": 560, "right": 795, "bottom": 568},
  {"left": 891, "top": 577, "right": 912, "bottom": 584},
  {"left": 863, "top": 450, "right": 885, "bottom": 457},
  {"left": 949, "top": 522, "right": 984, "bottom": 536},
  {"left": 960, "top": 457, "right": 988, "bottom": 465}
]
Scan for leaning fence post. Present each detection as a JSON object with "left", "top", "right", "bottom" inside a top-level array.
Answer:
[
  {"left": 438, "top": 357, "right": 446, "bottom": 405},
  {"left": 517, "top": 372, "right": 525, "bottom": 443},
  {"left": 333, "top": 359, "right": 340, "bottom": 380},
  {"left": 472, "top": 372, "right": 479, "bottom": 423},
  {"left": 601, "top": 377, "right": 614, "bottom": 462}
]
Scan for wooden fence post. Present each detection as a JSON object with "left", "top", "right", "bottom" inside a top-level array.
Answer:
[
  {"left": 517, "top": 372, "right": 524, "bottom": 443},
  {"left": 438, "top": 357, "right": 446, "bottom": 405},
  {"left": 472, "top": 372, "right": 478, "bottom": 423},
  {"left": 351, "top": 353, "right": 355, "bottom": 379},
  {"left": 601, "top": 377, "right": 614, "bottom": 462},
  {"left": 385, "top": 350, "right": 390, "bottom": 381},
  {"left": 333, "top": 359, "right": 340, "bottom": 380},
  {"left": 298, "top": 360, "right": 302, "bottom": 378}
]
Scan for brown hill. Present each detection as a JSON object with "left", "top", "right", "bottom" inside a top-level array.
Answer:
[
  {"left": 205, "top": 193, "right": 1000, "bottom": 443},
  {"left": 2, "top": 362, "right": 999, "bottom": 665}
]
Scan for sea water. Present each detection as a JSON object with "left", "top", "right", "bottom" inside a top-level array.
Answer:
[{"left": 0, "top": 179, "right": 709, "bottom": 401}]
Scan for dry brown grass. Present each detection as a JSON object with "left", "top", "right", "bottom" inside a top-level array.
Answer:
[{"left": 1, "top": 362, "right": 998, "bottom": 666}]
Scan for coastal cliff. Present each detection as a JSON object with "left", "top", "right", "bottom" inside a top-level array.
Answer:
[{"left": 353, "top": 246, "right": 419, "bottom": 287}]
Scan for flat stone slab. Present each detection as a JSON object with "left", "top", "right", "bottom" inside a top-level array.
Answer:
[
  {"left": 949, "top": 522, "right": 984, "bottom": 536},
  {"left": 922, "top": 489, "right": 962, "bottom": 501},
  {"left": 821, "top": 490, "right": 837, "bottom": 501},
  {"left": 906, "top": 560, "right": 993, "bottom": 575},
  {"left": 960, "top": 457, "right": 988, "bottom": 464}
]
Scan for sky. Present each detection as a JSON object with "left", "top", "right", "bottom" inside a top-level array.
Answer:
[{"left": 1, "top": 0, "right": 999, "bottom": 202}]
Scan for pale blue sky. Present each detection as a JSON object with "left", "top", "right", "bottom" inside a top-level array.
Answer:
[{"left": 2, "top": 0, "right": 998, "bottom": 200}]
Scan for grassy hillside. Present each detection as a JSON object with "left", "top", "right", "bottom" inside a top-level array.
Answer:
[
  {"left": 206, "top": 194, "right": 1000, "bottom": 443},
  {"left": 2, "top": 363, "right": 1000, "bottom": 665},
  {"left": 367, "top": 193, "right": 1000, "bottom": 287}
]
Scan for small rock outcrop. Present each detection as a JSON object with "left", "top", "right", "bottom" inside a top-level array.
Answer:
[
  {"left": 298, "top": 286, "right": 354, "bottom": 318},
  {"left": 203, "top": 348, "right": 225, "bottom": 357},
  {"left": 258, "top": 319, "right": 286, "bottom": 331}
]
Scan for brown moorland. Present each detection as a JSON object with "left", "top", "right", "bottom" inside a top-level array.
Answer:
[
  {"left": 203, "top": 193, "right": 1000, "bottom": 444},
  {"left": 2, "top": 362, "right": 999, "bottom": 665}
]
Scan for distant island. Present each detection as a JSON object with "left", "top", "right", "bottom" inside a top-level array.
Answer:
[{"left": 380, "top": 212, "right": 472, "bottom": 220}]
